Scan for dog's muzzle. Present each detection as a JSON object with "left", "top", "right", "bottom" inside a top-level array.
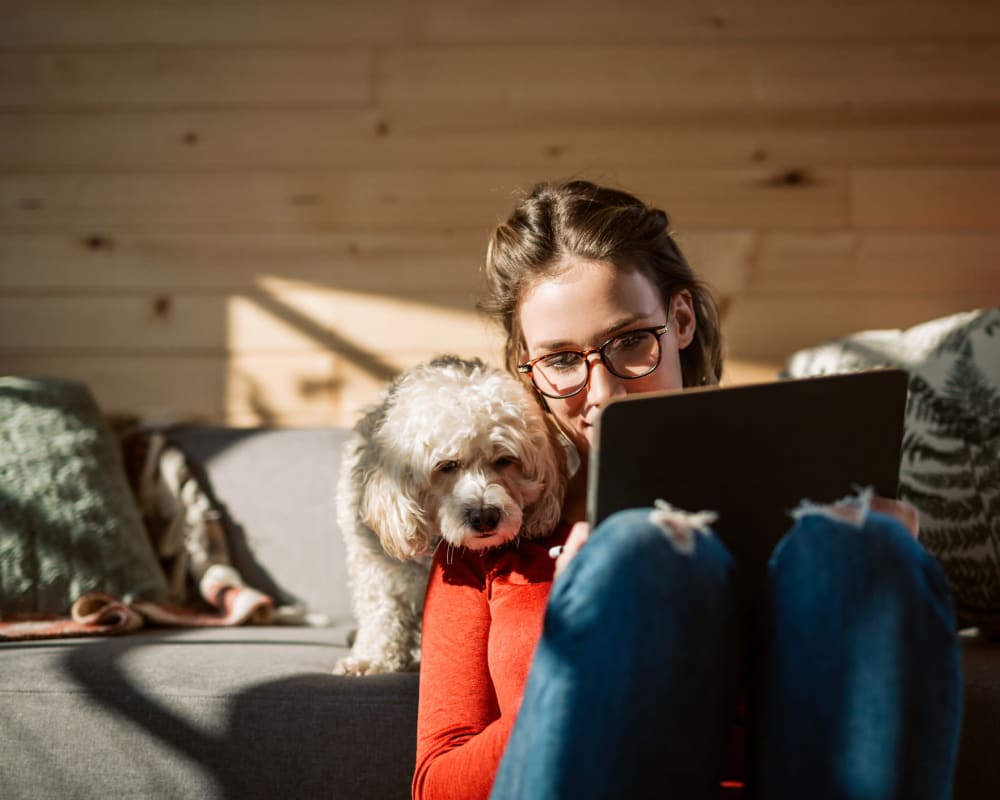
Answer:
[{"left": 466, "top": 505, "right": 502, "bottom": 533}]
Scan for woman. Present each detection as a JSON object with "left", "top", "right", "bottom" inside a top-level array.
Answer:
[{"left": 412, "top": 180, "right": 962, "bottom": 800}]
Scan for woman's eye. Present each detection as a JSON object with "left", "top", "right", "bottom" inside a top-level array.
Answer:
[
  {"left": 436, "top": 460, "right": 460, "bottom": 473},
  {"left": 539, "top": 352, "right": 582, "bottom": 372},
  {"left": 610, "top": 331, "right": 646, "bottom": 352}
]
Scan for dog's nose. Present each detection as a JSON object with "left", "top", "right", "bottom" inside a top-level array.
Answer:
[{"left": 467, "top": 505, "right": 502, "bottom": 533}]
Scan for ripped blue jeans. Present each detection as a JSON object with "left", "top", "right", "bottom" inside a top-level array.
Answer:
[{"left": 490, "top": 498, "right": 963, "bottom": 800}]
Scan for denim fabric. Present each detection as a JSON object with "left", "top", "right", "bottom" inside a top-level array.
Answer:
[
  {"left": 753, "top": 510, "right": 963, "bottom": 800},
  {"left": 490, "top": 507, "right": 963, "bottom": 800}
]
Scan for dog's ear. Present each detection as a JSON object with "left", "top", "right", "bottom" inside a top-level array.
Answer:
[
  {"left": 520, "top": 413, "right": 568, "bottom": 538},
  {"left": 359, "top": 465, "right": 436, "bottom": 560}
]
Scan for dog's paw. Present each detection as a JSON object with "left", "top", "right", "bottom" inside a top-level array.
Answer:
[
  {"left": 333, "top": 656, "right": 380, "bottom": 676},
  {"left": 333, "top": 655, "right": 417, "bottom": 676}
]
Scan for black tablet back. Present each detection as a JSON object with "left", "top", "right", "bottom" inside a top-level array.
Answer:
[{"left": 587, "top": 370, "right": 909, "bottom": 581}]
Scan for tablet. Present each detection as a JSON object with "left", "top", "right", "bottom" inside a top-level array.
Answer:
[{"left": 586, "top": 369, "right": 909, "bottom": 581}]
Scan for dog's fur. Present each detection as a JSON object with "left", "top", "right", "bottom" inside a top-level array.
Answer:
[{"left": 333, "top": 355, "right": 567, "bottom": 675}]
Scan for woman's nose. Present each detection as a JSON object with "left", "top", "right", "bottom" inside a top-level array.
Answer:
[{"left": 585, "top": 356, "right": 626, "bottom": 405}]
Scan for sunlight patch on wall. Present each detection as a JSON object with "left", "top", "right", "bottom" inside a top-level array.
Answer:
[{"left": 222, "top": 278, "right": 503, "bottom": 425}]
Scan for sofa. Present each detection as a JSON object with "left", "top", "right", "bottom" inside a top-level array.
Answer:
[
  {"left": 0, "top": 422, "right": 997, "bottom": 799},
  {"left": 2, "top": 312, "right": 1000, "bottom": 800},
  {"left": 1, "top": 424, "right": 419, "bottom": 800}
]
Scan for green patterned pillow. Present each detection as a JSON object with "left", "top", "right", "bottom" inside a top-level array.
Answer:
[
  {"left": 0, "top": 377, "right": 168, "bottom": 616},
  {"left": 786, "top": 308, "right": 1000, "bottom": 626}
]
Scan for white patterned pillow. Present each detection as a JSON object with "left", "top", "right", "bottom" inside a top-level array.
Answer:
[{"left": 786, "top": 308, "right": 1000, "bottom": 626}]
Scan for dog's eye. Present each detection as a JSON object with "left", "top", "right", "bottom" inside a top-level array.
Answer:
[
  {"left": 436, "top": 460, "right": 460, "bottom": 473},
  {"left": 495, "top": 456, "right": 518, "bottom": 468}
]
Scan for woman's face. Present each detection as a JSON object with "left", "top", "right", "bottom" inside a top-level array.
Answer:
[{"left": 518, "top": 258, "right": 696, "bottom": 464}]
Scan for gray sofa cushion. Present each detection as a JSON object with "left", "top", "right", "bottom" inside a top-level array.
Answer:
[
  {"left": 2, "top": 629, "right": 997, "bottom": 799},
  {"left": 0, "top": 626, "right": 418, "bottom": 799},
  {"left": 163, "top": 426, "right": 354, "bottom": 622},
  {"left": 1, "top": 424, "right": 424, "bottom": 800}
]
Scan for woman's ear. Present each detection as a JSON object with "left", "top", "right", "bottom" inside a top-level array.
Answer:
[{"left": 671, "top": 289, "right": 697, "bottom": 350}]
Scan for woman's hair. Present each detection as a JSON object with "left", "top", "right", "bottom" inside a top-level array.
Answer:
[{"left": 479, "top": 179, "right": 723, "bottom": 387}]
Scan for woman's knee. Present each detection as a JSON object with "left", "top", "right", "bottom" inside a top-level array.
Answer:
[
  {"left": 551, "top": 506, "right": 738, "bottom": 630},
  {"left": 591, "top": 506, "right": 732, "bottom": 576},
  {"left": 770, "top": 505, "right": 954, "bottom": 621}
]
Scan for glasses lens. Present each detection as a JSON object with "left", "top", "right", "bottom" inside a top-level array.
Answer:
[
  {"left": 527, "top": 328, "right": 664, "bottom": 398},
  {"left": 532, "top": 352, "right": 588, "bottom": 398},
  {"left": 604, "top": 330, "right": 661, "bottom": 378}
]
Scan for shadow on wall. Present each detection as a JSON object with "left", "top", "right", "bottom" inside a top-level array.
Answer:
[
  {"left": 0, "top": 226, "right": 493, "bottom": 426},
  {"left": 248, "top": 288, "right": 400, "bottom": 385}
]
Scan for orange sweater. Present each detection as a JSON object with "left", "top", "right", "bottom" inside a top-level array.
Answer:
[
  {"left": 412, "top": 526, "right": 568, "bottom": 800},
  {"left": 412, "top": 525, "right": 745, "bottom": 799}
]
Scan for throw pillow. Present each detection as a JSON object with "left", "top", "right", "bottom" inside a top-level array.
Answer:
[
  {"left": 0, "top": 377, "right": 168, "bottom": 616},
  {"left": 785, "top": 308, "right": 1000, "bottom": 626}
]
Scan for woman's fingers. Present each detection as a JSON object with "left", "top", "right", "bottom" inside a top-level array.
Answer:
[
  {"left": 555, "top": 521, "right": 590, "bottom": 579},
  {"left": 871, "top": 496, "right": 920, "bottom": 538}
]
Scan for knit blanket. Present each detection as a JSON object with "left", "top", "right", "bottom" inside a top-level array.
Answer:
[{"left": 0, "top": 566, "right": 274, "bottom": 641}]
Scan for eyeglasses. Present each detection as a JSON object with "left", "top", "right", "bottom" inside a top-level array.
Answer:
[{"left": 518, "top": 324, "right": 669, "bottom": 399}]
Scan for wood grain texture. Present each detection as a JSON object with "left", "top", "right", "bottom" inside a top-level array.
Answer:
[
  {"left": 0, "top": 231, "right": 487, "bottom": 293},
  {"left": 0, "top": 168, "right": 848, "bottom": 232},
  {"left": 421, "top": 0, "right": 1000, "bottom": 44},
  {"left": 0, "top": 350, "right": 498, "bottom": 426},
  {"left": 0, "top": 48, "right": 373, "bottom": 107},
  {"left": 4, "top": 1, "right": 998, "bottom": 47},
  {"left": 722, "top": 295, "right": 996, "bottom": 362},
  {"left": 4, "top": 109, "right": 1000, "bottom": 172},
  {"left": 852, "top": 169, "right": 1000, "bottom": 231},
  {"left": 0, "top": 1, "right": 420, "bottom": 48},
  {"left": 0, "top": 289, "right": 497, "bottom": 353},
  {"left": 379, "top": 42, "right": 1000, "bottom": 112},
  {"left": 1, "top": 0, "right": 999, "bottom": 425}
]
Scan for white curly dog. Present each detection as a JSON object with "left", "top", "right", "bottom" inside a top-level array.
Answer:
[{"left": 334, "top": 355, "right": 568, "bottom": 675}]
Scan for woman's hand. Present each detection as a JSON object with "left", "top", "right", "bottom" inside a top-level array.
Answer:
[
  {"left": 871, "top": 496, "right": 920, "bottom": 539},
  {"left": 554, "top": 521, "right": 590, "bottom": 579}
]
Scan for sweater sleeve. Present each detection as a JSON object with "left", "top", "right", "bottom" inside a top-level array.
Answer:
[{"left": 412, "top": 551, "right": 514, "bottom": 800}]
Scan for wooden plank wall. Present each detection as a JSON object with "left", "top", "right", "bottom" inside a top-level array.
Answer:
[{"left": 1, "top": 0, "right": 999, "bottom": 426}]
